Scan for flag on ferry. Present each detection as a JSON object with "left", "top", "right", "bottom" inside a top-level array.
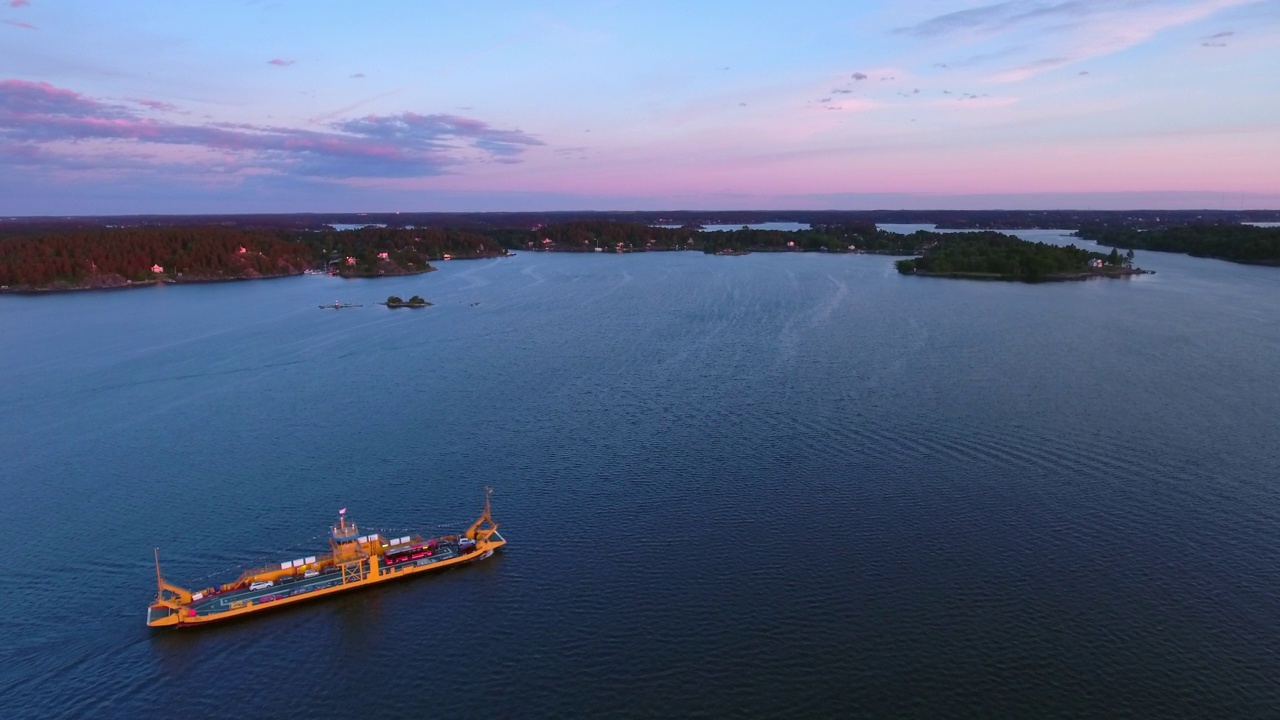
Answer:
[{"left": 340, "top": 507, "right": 347, "bottom": 514}]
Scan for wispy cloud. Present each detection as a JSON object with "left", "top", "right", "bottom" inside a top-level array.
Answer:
[
  {"left": 127, "top": 98, "right": 180, "bottom": 112},
  {"left": 851, "top": 72, "right": 868, "bottom": 80},
  {"left": 895, "top": 1, "right": 1022, "bottom": 36},
  {"left": 267, "top": 58, "right": 295, "bottom": 67},
  {"left": 897, "top": 0, "right": 1246, "bottom": 37},
  {"left": 350, "top": 72, "right": 366, "bottom": 78},
  {"left": 8, "top": 0, "right": 31, "bottom": 7},
  {"left": 946, "top": 45, "right": 1028, "bottom": 68},
  {"left": 553, "top": 146, "right": 590, "bottom": 161},
  {"left": 1201, "top": 29, "right": 1235, "bottom": 46},
  {"left": 3, "top": 19, "right": 35, "bottom": 29},
  {"left": 0, "top": 79, "right": 543, "bottom": 179},
  {"left": 897, "top": 0, "right": 1256, "bottom": 83},
  {"left": 309, "top": 87, "right": 412, "bottom": 124},
  {"left": 989, "top": 56, "right": 1071, "bottom": 82}
]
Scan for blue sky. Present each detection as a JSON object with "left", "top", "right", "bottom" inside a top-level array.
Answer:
[{"left": 1, "top": 0, "right": 1277, "bottom": 214}]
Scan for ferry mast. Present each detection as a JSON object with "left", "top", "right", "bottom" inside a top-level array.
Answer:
[{"left": 330, "top": 508, "right": 371, "bottom": 585}]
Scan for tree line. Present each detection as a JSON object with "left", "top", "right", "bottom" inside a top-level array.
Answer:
[
  {"left": 312, "top": 226, "right": 504, "bottom": 276},
  {"left": 895, "top": 231, "right": 1114, "bottom": 282},
  {"left": 0, "top": 227, "right": 312, "bottom": 288},
  {"left": 12, "top": 220, "right": 1233, "bottom": 291},
  {"left": 0, "top": 225, "right": 508, "bottom": 289},
  {"left": 1075, "top": 224, "right": 1280, "bottom": 266}
]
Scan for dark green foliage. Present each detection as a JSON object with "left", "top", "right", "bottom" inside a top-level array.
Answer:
[
  {"left": 895, "top": 231, "right": 1106, "bottom": 282},
  {"left": 385, "top": 294, "right": 430, "bottom": 308},
  {"left": 487, "top": 221, "right": 696, "bottom": 252},
  {"left": 0, "top": 224, "right": 511, "bottom": 288},
  {"left": 484, "top": 220, "right": 921, "bottom": 255},
  {"left": 0, "top": 226, "right": 311, "bottom": 288},
  {"left": 314, "top": 226, "right": 502, "bottom": 272},
  {"left": 1075, "top": 224, "right": 1280, "bottom": 265},
  {"left": 12, "top": 217, "right": 1227, "bottom": 291},
  {"left": 699, "top": 223, "right": 920, "bottom": 255}
]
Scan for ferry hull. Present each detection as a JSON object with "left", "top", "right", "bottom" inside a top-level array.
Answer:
[
  {"left": 148, "top": 533, "right": 503, "bottom": 628},
  {"left": 148, "top": 496, "right": 506, "bottom": 629}
]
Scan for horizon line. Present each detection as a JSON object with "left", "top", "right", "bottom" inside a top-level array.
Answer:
[{"left": 4, "top": 208, "right": 1280, "bottom": 220}]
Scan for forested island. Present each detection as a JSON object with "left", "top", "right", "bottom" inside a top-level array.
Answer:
[
  {"left": 491, "top": 220, "right": 972, "bottom": 255},
  {"left": 1075, "top": 224, "right": 1280, "bottom": 266},
  {"left": 699, "top": 224, "right": 927, "bottom": 255},
  {"left": 0, "top": 227, "right": 312, "bottom": 291},
  {"left": 894, "top": 231, "right": 1145, "bottom": 282},
  {"left": 0, "top": 225, "right": 507, "bottom": 292},
  {"left": 3, "top": 214, "right": 1275, "bottom": 292},
  {"left": 383, "top": 295, "right": 431, "bottom": 308},
  {"left": 0, "top": 220, "right": 957, "bottom": 291}
]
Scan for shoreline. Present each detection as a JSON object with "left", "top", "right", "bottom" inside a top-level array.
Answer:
[
  {"left": 0, "top": 251, "right": 510, "bottom": 294},
  {"left": 331, "top": 264, "right": 437, "bottom": 279},
  {"left": 0, "top": 271, "right": 307, "bottom": 295},
  {"left": 0, "top": 252, "right": 1161, "bottom": 295},
  {"left": 904, "top": 267, "right": 1154, "bottom": 282}
]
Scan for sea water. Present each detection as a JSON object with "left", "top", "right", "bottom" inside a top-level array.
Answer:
[{"left": 2, "top": 234, "right": 1279, "bottom": 717}]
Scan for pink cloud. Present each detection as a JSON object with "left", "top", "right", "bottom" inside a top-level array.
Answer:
[
  {"left": 0, "top": 79, "right": 542, "bottom": 179},
  {"left": 3, "top": 19, "right": 36, "bottom": 29},
  {"left": 9, "top": 0, "right": 31, "bottom": 7},
  {"left": 267, "top": 58, "right": 295, "bottom": 67},
  {"left": 1, "top": 80, "right": 128, "bottom": 118}
]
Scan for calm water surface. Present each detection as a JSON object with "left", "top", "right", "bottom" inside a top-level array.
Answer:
[{"left": 2, "top": 234, "right": 1279, "bottom": 718}]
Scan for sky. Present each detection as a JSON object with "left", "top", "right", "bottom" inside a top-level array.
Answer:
[{"left": 1, "top": 0, "right": 1278, "bottom": 215}]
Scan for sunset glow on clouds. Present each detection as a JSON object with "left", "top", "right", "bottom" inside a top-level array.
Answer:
[{"left": 1, "top": 0, "right": 1277, "bottom": 213}]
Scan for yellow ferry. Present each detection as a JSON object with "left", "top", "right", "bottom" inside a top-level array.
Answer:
[{"left": 147, "top": 491, "right": 505, "bottom": 628}]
